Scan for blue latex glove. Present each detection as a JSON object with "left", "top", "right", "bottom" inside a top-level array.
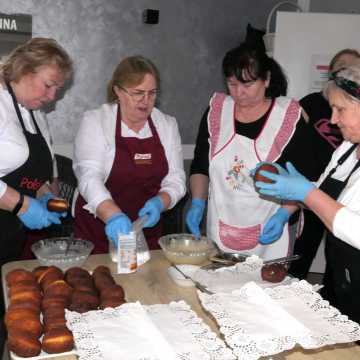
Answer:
[
  {"left": 38, "top": 192, "right": 55, "bottom": 206},
  {"left": 105, "top": 212, "right": 132, "bottom": 246},
  {"left": 255, "top": 162, "right": 316, "bottom": 202},
  {"left": 18, "top": 197, "right": 62, "bottom": 230},
  {"left": 185, "top": 198, "right": 206, "bottom": 238},
  {"left": 259, "top": 208, "right": 290, "bottom": 244},
  {"left": 138, "top": 196, "right": 164, "bottom": 228}
]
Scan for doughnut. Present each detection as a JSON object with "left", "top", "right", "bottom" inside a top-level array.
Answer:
[
  {"left": 9, "top": 280, "right": 40, "bottom": 297},
  {"left": 8, "top": 330, "right": 41, "bottom": 357},
  {"left": 47, "top": 198, "right": 69, "bottom": 212},
  {"left": 9, "top": 289, "right": 42, "bottom": 306},
  {"left": 5, "top": 308, "right": 39, "bottom": 328},
  {"left": 254, "top": 163, "right": 279, "bottom": 184},
  {"left": 39, "top": 266, "right": 64, "bottom": 290},
  {"left": 261, "top": 263, "right": 287, "bottom": 283},
  {"left": 44, "top": 279, "right": 73, "bottom": 299},
  {"left": 42, "top": 327, "right": 74, "bottom": 353},
  {"left": 100, "top": 284, "right": 125, "bottom": 301},
  {"left": 42, "top": 295, "right": 69, "bottom": 311},
  {"left": 93, "top": 273, "right": 115, "bottom": 292},
  {"left": 100, "top": 298, "right": 126, "bottom": 310},
  {"left": 32, "top": 265, "right": 50, "bottom": 282},
  {"left": 7, "top": 317, "right": 43, "bottom": 338},
  {"left": 93, "top": 265, "right": 111, "bottom": 276},
  {"left": 71, "top": 290, "right": 99, "bottom": 309},
  {"left": 43, "top": 315, "right": 67, "bottom": 333},
  {"left": 6, "top": 269, "right": 36, "bottom": 287},
  {"left": 7, "top": 301, "right": 41, "bottom": 315}
]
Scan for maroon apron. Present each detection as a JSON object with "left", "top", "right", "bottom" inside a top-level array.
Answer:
[{"left": 75, "top": 106, "right": 169, "bottom": 253}]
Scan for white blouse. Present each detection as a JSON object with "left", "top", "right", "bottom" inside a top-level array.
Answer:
[
  {"left": 316, "top": 141, "right": 360, "bottom": 249},
  {"left": 0, "top": 85, "right": 56, "bottom": 199},
  {"left": 73, "top": 103, "right": 186, "bottom": 215}
]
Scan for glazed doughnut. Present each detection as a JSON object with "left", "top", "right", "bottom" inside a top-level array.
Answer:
[
  {"left": 261, "top": 263, "right": 287, "bottom": 283},
  {"left": 44, "top": 279, "right": 73, "bottom": 299},
  {"left": 100, "top": 284, "right": 125, "bottom": 301},
  {"left": 7, "top": 301, "right": 41, "bottom": 315},
  {"left": 100, "top": 298, "right": 126, "bottom": 310},
  {"left": 5, "top": 308, "right": 39, "bottom": 328},
  {"left": 6, "top": 269, "right": 36, "bottom": 287},
  {"left": 93, "top": 265, "right": 111, "bottom": 276},
  {"left": 43, "top": 315, "right": 67, "bottom": 333},
  {"left": 39, "top": 266, "right": 64, "bottom": 290},
  {"left": 68, "top": 302, "right": 94, "bottom": 313},
  {"left": 9, "top": 289, "right": 42, "bottom": 306},
  {"left": 9, "top": 280, "right": 40, "bottom": 297},
  {"left": 47, "top": 198, "right": 69, "bottom": 212},
  {"left": 7, "top": 317, "right": 43, "bottom": 338},
  {"left": 42, "top": 327, "right": 74, "bottom": 354},
  {"left": 8, "top": 330, "right": 41, "bottom": 357},
  {"left": 32, "top": 265, "right": 50, "bottom": 282},
  {"left": 65, "top": 267, "right": 91, "bottom": 279},
  {"left": 93, "top": 273, "right": 115, "bottom": 292},
  {"left": 43, "top": 306, "right": 65, "bottom": 321},
  {"left": 71, "top": 290, "right": 99, "bottom": 309},
  {"left": 42, "top": 295, "right": 69, "bottom": 311}
]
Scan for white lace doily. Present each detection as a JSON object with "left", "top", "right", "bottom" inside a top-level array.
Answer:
[
  {"left": 66, "top": 301, "right": 235, "bottom": 360},
  {"left": 199, "top": 280, "right": 360, "bottom": 360},
  {"left": 191, "top": 255, "right": 296, "bottom": 293}
]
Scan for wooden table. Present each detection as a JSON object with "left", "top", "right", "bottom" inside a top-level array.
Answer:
[{"left": 3, "top": 251, "right": 360, "bottom": 360}]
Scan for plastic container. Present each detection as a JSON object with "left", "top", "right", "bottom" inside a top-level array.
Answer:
[
  {"left": 109, "top": 216, "right": 150, "bottom": 267},
  {"left": 116, "top": 232, "right": 137, "bottom": 274}
]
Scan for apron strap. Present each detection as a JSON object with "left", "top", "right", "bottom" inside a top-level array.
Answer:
[{"left": 5, "top": 82, "right": 43, "bottom": 137}]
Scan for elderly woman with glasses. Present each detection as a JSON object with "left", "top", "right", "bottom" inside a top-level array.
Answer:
[
  {"left": 73, "top": 55, "right": 186, "bottom": 253},
  {"left": 255, "top": 61, "right": 360, "bottom": 324}
]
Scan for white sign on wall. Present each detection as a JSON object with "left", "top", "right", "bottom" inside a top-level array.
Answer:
[{"left": 273, "top": 12, "right": 360, "bottom": 100}]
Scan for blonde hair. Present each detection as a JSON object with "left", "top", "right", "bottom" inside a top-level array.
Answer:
[
  {"left": 107, "top": 55, "right": 160, "bottom": 103},
  {"left": 329, "top": 48, "right": 360, "bottom": 72},
  {"left": 0, "top": 37, "right": 73, "bottom": 83}
]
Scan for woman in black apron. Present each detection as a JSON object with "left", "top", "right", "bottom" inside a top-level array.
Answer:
[
  {"left": 0, "top": 37, "right": 72, "bottom": 355},
  {"left": 255, "top": 64, "right": 360, "bottom": 325}
]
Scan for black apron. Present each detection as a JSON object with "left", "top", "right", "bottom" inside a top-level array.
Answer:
[
  {"left": 319, "top": 143, "right": 360, "bottom": 324},
  {"left": 0, "top": 84, "right": 52, "bottom": 353}
]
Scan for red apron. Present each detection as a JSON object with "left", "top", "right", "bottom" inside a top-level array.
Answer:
[{"left": 75, "top": 106, "right": 169, "bottom": 253}]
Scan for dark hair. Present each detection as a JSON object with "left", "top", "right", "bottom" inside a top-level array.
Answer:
[{"left": 222, "top": 42, "right": 287, "bottom": 98}]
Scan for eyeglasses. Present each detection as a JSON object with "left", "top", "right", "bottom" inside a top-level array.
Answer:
[{"left": 120, "top": 86, "right": 158, "bottom": 102}]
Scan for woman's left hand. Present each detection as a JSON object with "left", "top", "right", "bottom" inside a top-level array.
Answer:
[
  {"left": 138, "top": 196, "right": 164, "bottom": 228},
  {"left": 255, "top": 162, "right": 315, "bottom": 202}
]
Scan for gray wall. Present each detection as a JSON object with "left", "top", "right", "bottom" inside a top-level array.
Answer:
[{"left": 1, "top": 0, "right": 281, "bottom": 145}]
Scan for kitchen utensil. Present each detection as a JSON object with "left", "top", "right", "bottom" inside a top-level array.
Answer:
[
  {"left": 172, "top": 264, "right": 213, "bottom": 294},
  {"left": 263, "top": 254, "right": 301, "bottom": 266}
]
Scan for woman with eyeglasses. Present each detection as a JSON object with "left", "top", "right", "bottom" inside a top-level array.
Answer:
[
  {"left": 186, "top": 42, "right": 319, "bottom": 260},
  {"left": 255, "top": 62, "right": 360, "bottom": 324},
  {"left": 73, "top": 55, "right": 186, "bottom": 253}
]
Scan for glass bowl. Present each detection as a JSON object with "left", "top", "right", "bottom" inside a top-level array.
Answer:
[
  {"left": 31, "top": 237, "right": 94, "bottom": 270},
  {"left": 158, "top": 233, "right": 216, "bottom": 265}
]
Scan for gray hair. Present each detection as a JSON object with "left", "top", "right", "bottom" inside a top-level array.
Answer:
[{"left": 324, "top": 60, "right": 360, "bottom": 103}]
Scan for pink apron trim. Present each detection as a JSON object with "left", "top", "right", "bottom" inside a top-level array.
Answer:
[
  {"left": 208, "top": 93, "right": 227, "bottom": 159},
  {"left": 219, "top": 220, "right": 261, "bottom": 250},
  {"left": 266, "top": 99, "right": 300, "bottom": 162}
]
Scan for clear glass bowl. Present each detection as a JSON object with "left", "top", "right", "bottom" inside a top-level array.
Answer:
[
  {"left": 31, "top": 237, "right": 94, "bottom": 270},
  {"left": 158, "top": 233, "right": 216, "bottom": 265}
]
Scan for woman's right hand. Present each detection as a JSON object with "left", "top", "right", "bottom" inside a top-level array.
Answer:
[
  {"left": 105, "top": 212, "right": 132, "bottom": 246},
  {"left": 185, "top": 198, "right": 206, "bottom": 237},
  {"left": 18, "top": 197, "right": 62, "bottom": 230}
]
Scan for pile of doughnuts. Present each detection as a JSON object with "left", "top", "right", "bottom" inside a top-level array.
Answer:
[{"left": 5, "top": 265, "right": 125, "bottom": 357}]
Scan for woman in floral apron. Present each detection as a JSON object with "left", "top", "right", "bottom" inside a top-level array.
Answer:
[{"left": 186, "top": 42, "right": 318, "bottom": 260}]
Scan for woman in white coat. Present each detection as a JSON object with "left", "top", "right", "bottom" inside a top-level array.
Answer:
[{"left": 73, "top": 55, "right": 186, "bottom": 253}]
